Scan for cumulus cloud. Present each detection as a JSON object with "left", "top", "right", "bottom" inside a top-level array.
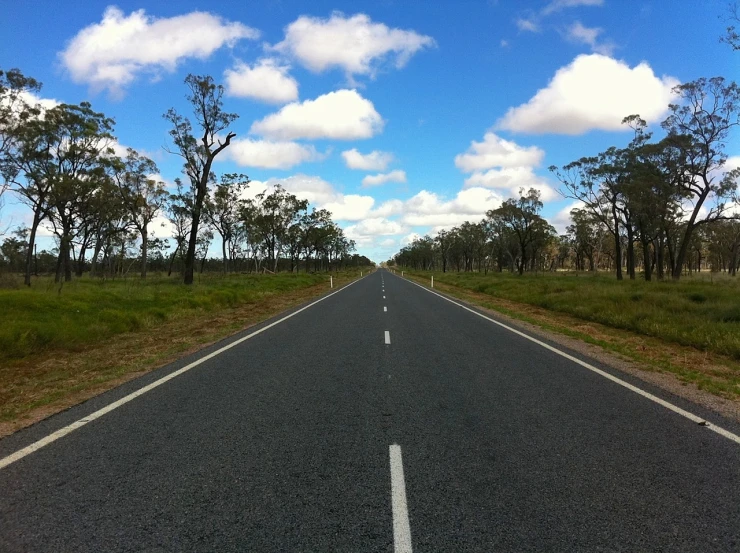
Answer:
[
  {"left": 497, "top": 54, "right": 679, "bottom": 134},
  {"left": 455, "top": 131, "right": 556, "bottom": 201},
  {"left": 345, "top": 218, "right": 406, "bottom": 240},
  {"left": 224, "top": 59, "right": 298, "bottom": 104},
  {"left": 59, "top": 6, "right": 258, "bottom": 95},
  {"left": 454, "top": 132, "right": 544, "bottom": 172},
  {"left": 565, "top": 21, "right": 614, "bottom": 55},
  {"left": 270, "top": 12, "right": 435, "bottom": 78},
  {"left": 341, "top": 148, "right": 394, "bottom": 170},
  {"left": 464, "top": 168, "right": 558, "bottom": 201},
  {"left": 542, "top": 0, "right": 604, "bottom": 15},
  {"left": 362, "top": 170, "right": 407, "bottom": 187},
  {"left": 250, "top": 89, "right": 384, "bottom": 140},
  {"left": 401, "top": 188, "right": 504, "bottom": 228},
  {"left": 222, "top": 138, "right": 322, "bottom": 169}
]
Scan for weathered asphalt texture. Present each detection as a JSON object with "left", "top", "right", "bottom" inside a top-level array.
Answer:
[{"left": 1, "top": 269, "right": 738, "bottom": 552}]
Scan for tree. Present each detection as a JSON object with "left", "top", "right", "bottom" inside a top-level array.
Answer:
[
  {"left": 0, "top": 68, "right": 42, "bottom": 232},
  {"left": 251, "top": 185, "right": 308, "bottom": 272},
  {"left": 111, "top": 149, "right": 167, "bottom": 278},
  {"left": 487, "top": 188, "right": 545, "bottom": 275},
  {"left": 164, "top": 74, "right": 238, "bottom": 285},
  {"left": 722, "top": 2, "right": 740, "bottom": 50},
  {"left": 661, "top": 77, "right": 740, "bottom": 279},
  {"left": 165, "top": 179, "right": 192, "bottom": 277},
  {"left": 204, "top": 173, "right": 249, "bottom": 273}
]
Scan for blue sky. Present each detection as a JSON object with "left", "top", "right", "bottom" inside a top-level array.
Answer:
[{"left": 2, "top": 0, "right": 737, "bottom": 262}]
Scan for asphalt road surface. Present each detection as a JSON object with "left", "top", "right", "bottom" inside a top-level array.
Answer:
[{"left": 1, "top": 269, "right": 739, "bottom": 552}]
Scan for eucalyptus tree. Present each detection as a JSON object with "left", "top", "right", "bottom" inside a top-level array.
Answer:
[
  {"left": 251, "top": 185, "right": 308, "bottom": 272},
  {"left": 661, "top": 77, "right": 740, "bottom": 279},
  {"left": 111, "top": 149, "right": 167, "bottom": 278},
  {"left": 487, "top": 188, "right": 545, "bottom": 275},
  {"left": 165, "top": 179, "right": 193, "bottom": 276},
  {"left": 164, "top": 74, "right": 238, "bottom": 284},
  {"left": 0, "top": 68, "right": 42, "bottom": 229},
  {"left": 204, "top": 173, "right": 249, "bottom": 273}
]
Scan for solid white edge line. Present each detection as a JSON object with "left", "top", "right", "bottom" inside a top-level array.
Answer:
[
  {"left": 0, "top": 275, "right": 368, "bottom": 471},
  {"left": 390, "top": 444, "right": 413, "bottom": 553},
  {"left": 385, "top": 331, "right": 391, "bottom": 344},
  {"left": 396, "top": 274, "right": 740, "bottom": 446}
]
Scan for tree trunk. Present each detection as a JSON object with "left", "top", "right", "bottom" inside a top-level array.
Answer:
[
  {"left": 626, "top": 225, "right": 635, "bottom": 280},
  {"left": 24, "top": 210, "right": 42, "bottom": 286},
  {"left": 167, "top": 243, "right": 180, "bottom": 277},
  {"left": 221, "top": 236, "right": 228, "bottom": 273},
  {"left": 183, "top": 161, "right": 212, "bottom": 285},
  {"left": 641, "top": 239, "right": 652, "bottom": 281},
  {"left": 141, "top": 225, "right": 148, "bottom": 279},
  {"left": 611, "top": 205, "right": 623, "bottom": 281}
]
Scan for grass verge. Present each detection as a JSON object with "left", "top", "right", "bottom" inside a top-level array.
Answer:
[
  {"left": 0, "top": 270, "right": 369, "bottom": 436},
  {"left": 402, "top": 270, "right": 740, "bottom": 401}
]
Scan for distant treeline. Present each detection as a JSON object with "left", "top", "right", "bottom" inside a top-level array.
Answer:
[
  {"left": 0, "top": 69, "right": 371, "bottom": 286},
  {"left": 391, "top": 78, "right": 740, "bottom": 281}
]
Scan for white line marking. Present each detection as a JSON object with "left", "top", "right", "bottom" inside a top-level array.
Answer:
[
  {"left": 383, "top": 295, "right": 386, "bottom": 299},
  {"left": 384, "top": 306, "right": 388, "bottom": 312},
  {"left": 0, "top": 276, "right": 368, "bottom": 471},
  {"left": 397, "top": 275, "right": 740, "bottom": 446},
  {"left": 385, "top": 331, "right": 391, "bottom": 344},
  {"left": 390, "top": 444, "right": 413, "bottom": 553}
]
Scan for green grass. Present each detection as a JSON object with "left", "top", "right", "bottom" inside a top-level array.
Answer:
[
  {"left": 408, "top": 270, "right": 740, "bottom": 360},
  {"left": 0, "top": 270, "right": 363, "bottom": 364}
]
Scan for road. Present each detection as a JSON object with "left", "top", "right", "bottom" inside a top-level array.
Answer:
[{"left": 1, "top": 268, "right": 739, "bottom": 552}]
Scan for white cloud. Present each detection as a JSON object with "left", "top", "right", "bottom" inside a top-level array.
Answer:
[
  {"left": 59, "top": 6, "right": 259, "bottom": 95},
  {"left": 401, "top": 188, "right": 503, "bottom": 227},
  {"left": 552, "top": 200, "right": 586, "bottom": 233},
  {"left": 341, "top": 148, "right": 394, "bottom": 170},
  {"left": 542, "top": 0, "right": 604, "bottom": 15},
  {"left": 19, "top": 91, "right": 60, "bottom": 112},
  {"left": 323, "top": 195, "right": 376, "bottom": 221},
  {"left": 454, "top": 132, "right": 544, "bottom": 172},
  {"left": 565, "top": 21, "right": 614, "bottom": 55},
  {"left": 373, "top": 199, "right": 404, "bottom": 218},
  {"left": 222, "top": 138, "right": 322, "bottom": 169},
  {"left": 497, "top": 54, "right": 679, "bottom": 135},
  {"left": 345, "top": 217, "right": 406, "bottom": 239},
  {"left": 455, "top": 131, "right": 556, "bottom": 201},
  {"left": 516, "top": 18, "right": 540, "bottom": 32},
  {"left": 270, "top": 12, "right": 435, "bottom": 77},
  {"left": 224, "top": 59, "right": 298, "bottom": 104},
  {"left": 379, "top": 238, "right": 397, "bottom": 248},
  {"left": 362, "top": 170, "right": 407, "bottom": 187},
  {"left": 464, "top": 167, "right": 558, "bottom": 201},
  {"left": 401, "top": 232, "right": 421, "bottom": 246},
  {"left": 250, "top": 89, "right": 384, "bottom": 140}
]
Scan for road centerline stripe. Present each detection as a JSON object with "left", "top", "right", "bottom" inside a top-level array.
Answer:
[
  {"left": 385, "top": 331, "right": 391, "bottom": 344},
  {"left": 0, "top": 276, "right": 368, "bottom": 471},
  {"left": 384, "top": 306, "right": 388, "bottom": 312},
  {"left": 390, "top": 444, "right": 413, "bottom": 553},
  {"left": 396, "top": 274, "right": 740, "bottom": 446}
]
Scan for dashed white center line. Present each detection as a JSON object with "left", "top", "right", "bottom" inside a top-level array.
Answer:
[
  {"left": 389, "top": 444, "right": 413, "bottom": 553},
  {"left": 384, "top": 306, "right": 387, "bottom": 312},
  {"left": 385, "top": 331, "right": 391, "bottom": 344},
  {"left": 383, "top": 295, "right": 386, "bottom": 299}
]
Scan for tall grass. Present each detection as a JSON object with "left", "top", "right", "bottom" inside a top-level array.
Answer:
[
  {"left": 0, "top": 271, "right": 348, "bottom": 363},
  {"left": 412, "top": 271, "right": 740, "bottom": 360}
]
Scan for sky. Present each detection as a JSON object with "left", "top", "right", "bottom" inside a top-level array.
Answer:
[{"left": 1, "top": 0, "right": 738, "bottom": 262}]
